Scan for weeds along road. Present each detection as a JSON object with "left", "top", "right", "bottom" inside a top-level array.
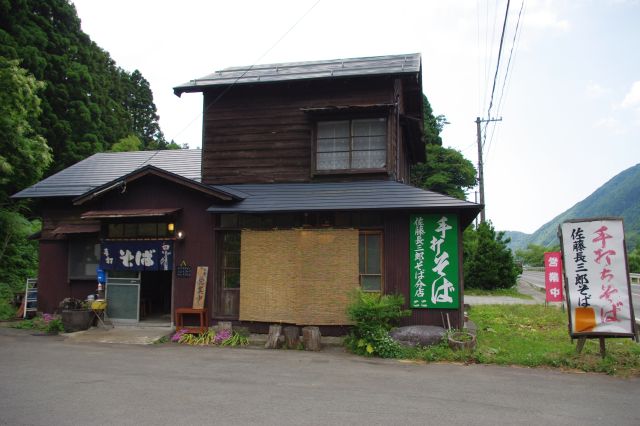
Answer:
[{"left": 1, "top": 328, "right": 639, "bottom": 426}]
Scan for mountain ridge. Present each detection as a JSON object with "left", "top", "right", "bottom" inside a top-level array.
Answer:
[{"left": 505, "top": 163, "right": 640, "bottom": 251}]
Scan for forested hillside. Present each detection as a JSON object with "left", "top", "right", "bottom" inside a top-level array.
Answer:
[
  {"left": 0, "top": 0, "right": 174, "bottom": 174},
  {"left": 506, "top": 163, "right": 640, "bottom": 252},
  {"left": 0, "top": 0, "right": 174, "bottom": 317}
]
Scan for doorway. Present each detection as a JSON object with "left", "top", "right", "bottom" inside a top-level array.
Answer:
[
  {"left": 106, "top": 271, "right": 141, "bottom": 324},
  {"left": 140, "top": 271, "right": 172, "bottom": 323}
]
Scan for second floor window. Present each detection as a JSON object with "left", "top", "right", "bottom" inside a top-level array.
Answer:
[{"left": 316, "top": 118, "right": 387, "bottom": 171}]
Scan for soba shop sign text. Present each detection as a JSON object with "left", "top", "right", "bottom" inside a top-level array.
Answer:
[
  {"left": 410, "top": 214, "right": 459, "bottom": 309},
  {"left": 559, "top": 219, "right": 635, "bottom": 336}
]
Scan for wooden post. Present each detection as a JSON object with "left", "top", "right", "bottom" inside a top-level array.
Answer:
[
  {"left": 265, "top": 324, "right": 282, "bottom": 349},
  {"left": 576, "top": 337, "right": 587, "bottom": 354},
  {"left": 284, "top": 326, "right": 300, "bottom": 348},
  {"left": 599, "top": 337, "right": 606, "bottom": 359},
  {"left": 302, "top": 326, "right": 321, "bottom": 351}
]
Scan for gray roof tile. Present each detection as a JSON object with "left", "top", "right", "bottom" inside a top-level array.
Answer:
[
  {"left": 13, "top": 150, "right": 201, "bottom": 198},
  {"left": 174, "top": 53, "right": 421, "bottom": 95},
  {"left": 209, "top": 180, "right": 479, "bottom": 214}
]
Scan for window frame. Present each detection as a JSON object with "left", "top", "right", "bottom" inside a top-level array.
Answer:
[
  {"left": 220, "top": 231, "right": 241, "bottom": 291},
  {"left": 312, "top": 116, "right": 390, "bottom": 175},
  {"left": 359, "top": 230, "right": 384, "bottom": 293},
  {"left": 68, "top": 237, "right": 101, "bottom": 280},
  {"left": 106, "top": 221, "right": 173, "bottom": 240}
]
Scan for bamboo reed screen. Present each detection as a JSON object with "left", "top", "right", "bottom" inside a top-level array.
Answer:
[{"left": 239, "top": 229, "right": 359, "bottom": 325}]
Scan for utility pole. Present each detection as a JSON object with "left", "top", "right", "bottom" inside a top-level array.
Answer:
[{"left": 475, "top": 116, "right": 502, "bottom": 223}]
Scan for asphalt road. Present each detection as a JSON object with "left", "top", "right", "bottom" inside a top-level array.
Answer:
[
  {"left": 1, "top": 328, "right": 639, "bottom": 426},
  {"left": 520, "top": 270, "right": 640, "bottom": 319}
]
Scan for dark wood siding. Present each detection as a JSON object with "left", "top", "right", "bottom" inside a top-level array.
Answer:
[
  {"left": 35, "top": 176, "right": 218, "bottom": 319},
  {"left": 94, "top": 175, "right": 216, "bottom": 315},
  {"left": 383, "top": 212, "right": 463, "bottom": 329},
  {"left": 37, "top": 240, "right": 69, "bottom": 313},
  {"left": 36, "top": 200, "right": 101, "bottom": 313},
  {"left": 202, "top": 77, "right": 397, "bottom": 184}
]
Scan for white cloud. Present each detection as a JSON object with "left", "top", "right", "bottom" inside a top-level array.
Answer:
[
  {"left": 594, "top": 117, "right": 625, "bottom": 134},
  {"left": 621, "top": 81, "right": 640, "bottom": 108},
  {"left": 585, "top": 81, "right": 610, "bottom": 99}
]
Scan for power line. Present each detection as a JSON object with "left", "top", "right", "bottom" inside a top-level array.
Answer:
[
  {"left": 486, "top": 0, "right": 525, "bottom": 164},
  {"left": 170, "top": 0, "right": 322, "bottom": 142},
  {"left": 495, "top": 0, "right": 525, "bottom": 118},
  {"left": 486, "top": 0, "right": 511, "bottom": 122}
]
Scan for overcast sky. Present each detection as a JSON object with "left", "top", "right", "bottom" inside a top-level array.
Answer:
[{"left": 71, "top": 0, "right": 640, "bottom": 234}]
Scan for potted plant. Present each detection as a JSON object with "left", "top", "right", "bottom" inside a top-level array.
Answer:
[
  {"left": 59, "top": 298, "right": 93, "bottom": 332},
  {"left": 447, "top": 330, "right": 477, "bottom": 351}
]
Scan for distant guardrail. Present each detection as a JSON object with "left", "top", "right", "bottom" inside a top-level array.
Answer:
[{"left": 524, "top": 268, "right": 640, "bottom": 285}]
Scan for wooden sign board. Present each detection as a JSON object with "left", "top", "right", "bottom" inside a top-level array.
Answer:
[
  {"left": 192, "top": 266, "right": 208, "bottom": 309},
  {"left": 559, "top": 218, "right": 636, "bottom": 338}
]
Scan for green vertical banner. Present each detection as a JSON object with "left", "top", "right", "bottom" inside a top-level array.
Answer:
[{"left": 409, "top": 214, "right": 459, "bottom": 309}]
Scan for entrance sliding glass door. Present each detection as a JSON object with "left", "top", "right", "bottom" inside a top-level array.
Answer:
[{"left": 106, "top": 271, "right": 141, "bottom": 324}]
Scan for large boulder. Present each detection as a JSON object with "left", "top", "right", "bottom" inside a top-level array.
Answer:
[{"left": 389, "top": 325, "right": 447, "bottom": 347}]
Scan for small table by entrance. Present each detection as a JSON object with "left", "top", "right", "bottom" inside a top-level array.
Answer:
[{"left": 175, "top": 308, "right": 208, "bottom": 333}]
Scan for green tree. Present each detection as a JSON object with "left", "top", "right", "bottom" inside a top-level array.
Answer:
[
  {"left": 0, "top": 0, "right": 174, "bottom": 175},
  {"left": 422, "top": 94, "right": 447, "bottom": 146},
  {"left": 464, "top": 222, "right": 518, "bottom": 290},
  {"left": 111, "top": 134, "right": 142, "bottom": 152},
  {"left": 0, "top": 211, "right": 40, "bottom": 319},
  {"left": 514, "top": 243, "right": 561, "bottom": 267},
  {"left": 125, "top": 70, "right": 170, "bottom": 150},
  {"left": 0, "top": 57, "right": 48, "bottom": 319},
  {"left": 411, "top": 145, "right": 478, "bottom": 200},
  {"left": 0, "top": 57, "right": 52, "bottom": 200},
  {"left": 411, "top": 95, "right": 477, "bottom": 200},
  {"left": 628, "top": 246, "right": 640, "bottom": 274}
]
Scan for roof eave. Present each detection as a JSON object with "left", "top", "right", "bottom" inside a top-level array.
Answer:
[
  {"left": 173, "top": 69, "right": 421, "bottom": 97},
  {"left": 72, "top": 165, "right": 242, "bottom": 205},
  {"left": 206, "top": 204, "right": 481, "bottom": 229}
]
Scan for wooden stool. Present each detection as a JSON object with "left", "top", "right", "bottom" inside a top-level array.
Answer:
[{"left": 175, "top": 307, "right": 208, "bottom": 333}]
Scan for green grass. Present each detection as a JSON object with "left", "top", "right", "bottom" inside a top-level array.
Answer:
[
  {"left": 464, "top": 287, "right": 533, "bottom": 300},
  {"left": 399, "top": 305, "right": 640, "bottom": 377}
]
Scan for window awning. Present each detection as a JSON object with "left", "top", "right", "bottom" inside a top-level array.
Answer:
[
  {"left": 52, "top": 223, "right": 101, "bottom": 235},
  {"left": 81, "top": 208, "right": 181, "bottom": 220}
]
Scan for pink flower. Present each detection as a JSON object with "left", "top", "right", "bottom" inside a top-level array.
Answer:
[
  {"left": 214, "top": 329, "right": 232, "bottom": 344},
  {"left": 171, "top": 329, "right": 188, "bottom": 342}
]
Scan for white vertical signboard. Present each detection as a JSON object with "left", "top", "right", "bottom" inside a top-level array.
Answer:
[{"left": 559, "top": 218, "right": 635, "bottom": 336}]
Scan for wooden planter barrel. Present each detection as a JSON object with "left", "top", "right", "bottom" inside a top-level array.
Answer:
[
  {"left": 61, "top": 309, "right": 93, "bottom": 332},
  {"left": 447, "top": 331, "right": 477, "bottom": 351}
]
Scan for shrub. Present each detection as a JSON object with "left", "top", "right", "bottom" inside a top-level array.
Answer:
[
  {"left": 45, "top": 318, "right": 64, "bottom": 334},
  {"left": 11, "top": 313, "right": 63, "bottom": 334},
  {"left": 464, "top": 222, "right": 518, "bottom": 290},
  {"left": 345, "top": 290, "right": 410, "bottom": 358}
]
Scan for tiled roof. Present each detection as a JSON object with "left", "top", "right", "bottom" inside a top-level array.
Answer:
[
  {"left": 12, "top": 150, "right": 201, "bottom": 198},
  {"left": 174, "top": 53, "right": 421, "bottom": 95},
  {"left": 208, "top": 180, "right": 481, "bottom": 226}
]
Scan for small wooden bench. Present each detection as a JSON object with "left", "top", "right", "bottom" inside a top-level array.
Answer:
[{"left": 175, "top": 307, "right": 208, "bottom": 334}]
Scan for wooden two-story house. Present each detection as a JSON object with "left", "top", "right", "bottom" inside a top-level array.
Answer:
[{"left": 14, "top": 53, "right": 481, "bottom": 332}]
